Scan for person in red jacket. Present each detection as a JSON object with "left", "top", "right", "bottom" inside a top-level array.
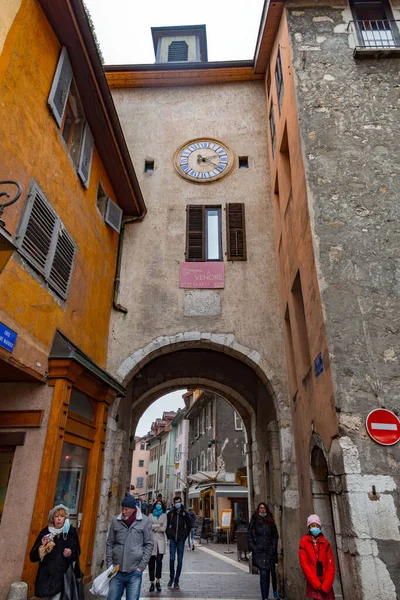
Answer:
[{"left": 298, "top": 514, "right": 336, "bottom": 600}]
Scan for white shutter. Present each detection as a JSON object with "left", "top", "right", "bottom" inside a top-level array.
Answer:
[
  {"left": 48, "top": 225, "right": 77, "bottom": 300},
  {"left": 48, "top": 47, "right": 73, "bottom": 127},
  {"left": 105, "top": 198, "right": 123, "bottom": 233},
  {"left": 77, "top": 122, "right": 94, "bottom": 189}
]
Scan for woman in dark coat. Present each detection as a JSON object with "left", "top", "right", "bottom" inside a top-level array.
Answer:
[
  {"left": 247, "top": 502, "right": 279, "bottom": 600},
  {"left": 30, "top": 504, "right": 80, "bottom": 599}
]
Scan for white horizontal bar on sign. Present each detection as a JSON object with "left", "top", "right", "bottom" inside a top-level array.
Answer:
[{"left": 371, "top": 423, "right": 397, "bottom": 430}]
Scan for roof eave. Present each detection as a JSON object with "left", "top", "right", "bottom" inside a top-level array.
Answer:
[{"left": 253, "top": 0, "right": 286, "bottom": 74}]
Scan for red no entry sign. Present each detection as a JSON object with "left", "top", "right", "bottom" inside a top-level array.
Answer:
[{"left": 366, "top": 409, "right": 400, "bottom": 446}]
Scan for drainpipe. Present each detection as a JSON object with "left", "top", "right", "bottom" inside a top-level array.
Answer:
[{"left": 113, "top": 214, "right": 146, "bottom": 313}]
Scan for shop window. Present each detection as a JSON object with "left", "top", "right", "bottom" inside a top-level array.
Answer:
[
  {"left": 69, "top": 390, "right": 95, "bottom": 421},
  {"left": 0, "top": 448, "right": 15, "bottom": 523},
  {"left": 15, "top": 181, "right": 77, "bottom": 300},
  {"left": 54, "top": 441, "right": 89, "bottom": 528},
  {"left": 48, "top": 47, "right": 94, "bottom": 188}
]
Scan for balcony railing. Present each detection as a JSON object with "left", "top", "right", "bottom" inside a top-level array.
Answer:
[{"left": 347, "top": 20, "right": 400, "bottom": 57}]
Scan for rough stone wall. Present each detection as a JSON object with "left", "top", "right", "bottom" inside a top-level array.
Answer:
[
  {"left": 287, "top": 5, "right": 400, "bottom": 599},
  {"left": 215, "top": 395, "right": 246, "bottom": 473}
]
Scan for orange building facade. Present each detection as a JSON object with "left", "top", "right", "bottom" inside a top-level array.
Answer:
[{"left": 0, "top": 0, "right": 145, "bottom": 596}]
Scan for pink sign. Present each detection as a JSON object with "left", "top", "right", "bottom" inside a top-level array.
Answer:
[{"left": 179, "top": 262, "right": 225, "bottom": 289}]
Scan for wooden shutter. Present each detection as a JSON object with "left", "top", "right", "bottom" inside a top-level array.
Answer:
[
  {"left": 48, "top": 47, "right": 73, "bottom": 127},
  {"left": 105, "top": 198, "right": 123, "bottom": 234},
  {"left": 48, "top": 225, "right": 77, "bottom": 300},
  {"left": 16, "top": 184, "right": 59, "bottom": 275},
  {"left": 226, "top": 203, "right": 247, "bottom": 261},
  {"left": 186, "top": 205, "right": 205, "bottom": 262},
  {"left": 77, "top": 122, "right": 94, "bottom": 189}
]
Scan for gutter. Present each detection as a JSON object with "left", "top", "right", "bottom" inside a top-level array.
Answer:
[
  {"left": 104, "top": 60, "right": 255, "bottom": 73},
  {"left": 113, "top": 213, "right": 146, "bottom": 313}
]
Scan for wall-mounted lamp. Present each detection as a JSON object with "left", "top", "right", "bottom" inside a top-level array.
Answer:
[{"left": 0, "top": 181, "right": 22, "bottom": 273}]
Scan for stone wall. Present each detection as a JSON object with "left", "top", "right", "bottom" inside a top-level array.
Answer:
[{"left": 287, "top": 5, "right": 400, "bottom": 598}]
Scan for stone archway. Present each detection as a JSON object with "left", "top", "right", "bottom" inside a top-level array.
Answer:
[{"left": 92, "top": 336, "right": 301, "bottom": 598}]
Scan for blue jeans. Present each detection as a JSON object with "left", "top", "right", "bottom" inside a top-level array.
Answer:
[
  {"left": 259, "top": 569, "right": 271, "bottom": 600},
  {"left": 169, "top": 538, "right": 185, "bottom": 583},
  {"left": 188, "top": 528, "right": 194, "bottom": 547},
  {"left": 108, "top": 570, "right": 143, "bottom": 600}
]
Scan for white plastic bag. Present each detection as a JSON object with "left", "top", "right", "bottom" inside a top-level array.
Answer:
[{"left": 89, "top": 565, "right": 116, "bottom": 597}]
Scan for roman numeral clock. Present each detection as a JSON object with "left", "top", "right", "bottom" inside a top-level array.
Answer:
[{"left": 174, "top": 138, "right": 234, "bottom": 183}]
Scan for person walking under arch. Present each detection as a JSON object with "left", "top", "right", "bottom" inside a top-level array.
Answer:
[
  {"left": 148, "top": 500, "right": 167, "bottom": 593},
  {"left": 247, "top": 502, "right": 280, "bottom": 600},
  {"left": 298, "top": 514, "right": 336, "bottom": 600},
  {"left": 166, "top": 495, "right": 192, "bottom": 589}
]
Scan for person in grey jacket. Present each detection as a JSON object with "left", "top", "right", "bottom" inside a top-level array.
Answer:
[{"left": 106, "top": 495, "right": 153, "bottom": 600}]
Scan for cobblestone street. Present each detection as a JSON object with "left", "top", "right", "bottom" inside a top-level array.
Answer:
[{"left": 139, "top": 542, "right": 263, "bottom": 600}]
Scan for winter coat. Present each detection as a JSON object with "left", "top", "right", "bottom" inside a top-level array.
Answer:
[
  {"left": 299, "top": 533, "right": 335, "bottom": 595},
  {"left": 106, "top": 507, "right": 154, "bottom": 572},
  {"left": 166, "top": 507, "right": 192, "bottom": 542},
  {"left": 247, "top": 515, "right": 278, "bottom": 571},
  {"left": 149, "top": 513, "right": 167, "bottom": 555},
  {"left": 30, "top": 525, "right": 80, "bottom": 598}
]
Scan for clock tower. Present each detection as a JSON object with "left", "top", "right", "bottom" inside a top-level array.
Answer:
[{"left": 151, "top": 25, "right": 208, "bottom": 64}]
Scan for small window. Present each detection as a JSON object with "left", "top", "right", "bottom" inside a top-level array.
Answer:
[
  {"left": 238, "top": 156, "right": 249, "bottom": 169},
  {"left": 139, "top": 460, "right": 144, "bottom": 467},
  {"left": 96, "top": 182, "right": 108, "bottom": 217},
  {"left": 69, "top": 391, "right": 95, "bottom": 421},
  {"left": 136, "top": 477, "right": 144, "bottom": 489},
  {"left": 186, "top": 205, "right": 222, "bottom": 262},
  {"left": 15, "top": 182, "right": 77, "bottom": 300},
  {"left": 275, "top": 47, "right": 284, "bottom": 113},
  {"left": 234, "top": 412, "right": 243, "bottom": 431},
  {"left": 168, "top": 40, "right": 189, "bottom": 62},
  {"left": 145, "top": 160, "right": 154, "bottom": 173},
  {"left": 269, "top": 104, "right": 276, "bottom": 157},
  {"left": 140, "top": 442, "right": 146, "bottom": 451}
]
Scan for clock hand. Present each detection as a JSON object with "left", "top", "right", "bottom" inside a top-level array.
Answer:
[{"left": 203, "top": 157, "right": 219, "bottom": 167}]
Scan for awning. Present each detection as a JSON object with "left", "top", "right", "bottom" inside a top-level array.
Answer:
[
  {"left": 188, "top": 486, "right": 201, "bottom": 498},
  {"left": 214, "top": 485, "right": 248, "bottom": 498}
]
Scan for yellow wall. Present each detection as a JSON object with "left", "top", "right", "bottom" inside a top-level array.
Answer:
[{"left": 0, "top": 0, "right": 119, "bottom": 370}]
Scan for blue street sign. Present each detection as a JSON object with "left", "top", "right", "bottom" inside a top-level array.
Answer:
[
  {"left": 314, "top": 353, "right": 324, "bottom": 378},
  {"left": 0, "top": 322, "right": 17, "bottom": 353}
]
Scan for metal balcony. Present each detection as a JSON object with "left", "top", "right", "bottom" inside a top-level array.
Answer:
[{"left": 347, "top": 20, "right": 400, "bottom": 57}]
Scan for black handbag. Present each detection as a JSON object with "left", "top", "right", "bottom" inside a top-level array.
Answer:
[{"left": 63, "top": 556, "right": 85, "bottom": 600}]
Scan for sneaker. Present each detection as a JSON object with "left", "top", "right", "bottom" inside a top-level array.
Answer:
[
  {"left": 167, "top": 580, "right": 173, "bottom": 588},
  {"left": 156, "top": 582, "right": 161, "bottom": 592},
  {"left": 273, "top": 593, "right": 280, "bottom": 599},
  {"left": 149, "top": 583, "right": 155, "bottom": 592},
  {"left": 173, "top": 583, "right": 180, "bottom": 590}
]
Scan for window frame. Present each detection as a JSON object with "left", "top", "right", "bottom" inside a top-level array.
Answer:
[
  {"left": 275, "top": 46, "right": 284, "bottom": 113},
  {"left": 138, "top": 459, "right": 144, "bottom": 468},
  {"left": 234, "top": 412, "right": 243, "bottom": 431},
  {"left": 269, "top": 104, "right": 276, "bottom": 157},
  {"left": 205, "top": 206, "right": 222, "bottom": 261}
]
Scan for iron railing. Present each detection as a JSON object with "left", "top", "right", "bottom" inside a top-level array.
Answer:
[{"left": 348, "top": 20, "right": 400, "bottom": 51}]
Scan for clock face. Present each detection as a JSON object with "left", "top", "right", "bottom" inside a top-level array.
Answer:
[{"left": 174, "top": 138, "right": 234, "bottom": 183}]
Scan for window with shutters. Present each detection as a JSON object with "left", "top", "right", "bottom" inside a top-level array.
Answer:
[
  {"left": 48, "top": 47, "right": 94, "bottom": 189},
  {"left": 186, "top": 205, "right": 222, "bottom": 261},
  {"left": 15, "top": 181, "right": 77, "bottom": 300},
  {"left": 226, "top": 203, "right": 247, "bottom": 261}
]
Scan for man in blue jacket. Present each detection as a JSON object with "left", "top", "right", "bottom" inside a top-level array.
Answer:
[{"left": 106, "top": 495, "right": 153, "bottom": 600}]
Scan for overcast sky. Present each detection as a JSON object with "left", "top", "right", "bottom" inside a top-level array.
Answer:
[
  {"left": 135, "top": 390, "right": 186, "bottom": 437},
  {"left": 84, "top": 0, "right": 265, "bottom": 65}
]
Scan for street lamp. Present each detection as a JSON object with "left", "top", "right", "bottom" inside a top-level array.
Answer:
[{"left": 0, "top": 181, "right": 22, "bottom": 273}]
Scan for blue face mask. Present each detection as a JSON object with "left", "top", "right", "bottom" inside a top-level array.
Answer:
[
  {"left": 153, "top": 505, "right": 162, "bottom": 514},
  {"left": 175, "top": 503, "right": 181, "bottom": 509},
  {"left": 310, "top": 527, "right": 321, "bottom": 537}
]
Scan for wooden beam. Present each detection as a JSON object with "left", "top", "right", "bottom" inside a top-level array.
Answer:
[{"left": 0, "top": 410, "right": 44, "bottom": 428}]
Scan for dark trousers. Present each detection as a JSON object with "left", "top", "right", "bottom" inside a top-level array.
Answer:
[
  {"left": 169, "top": 539, "right": 185, "bottom": 583},
  {"left": 259, "top": 568, "right": 277, "bottom": 599},
  {"left": 148, "top": 552, "right": 163, "bottom": 581}
]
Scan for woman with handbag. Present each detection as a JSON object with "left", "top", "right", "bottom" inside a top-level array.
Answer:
[
  {"left": 30, "top": 504, "right": 80, "bottom": 599},
  {"left": 298, "top": 514, "right": 336, "bottom": 600},
  {"left": 148, "top": 500, "right": 167, "bottom": 592},
  {"left": 247, "top": 502, "right": 280, "bottom": 600}
]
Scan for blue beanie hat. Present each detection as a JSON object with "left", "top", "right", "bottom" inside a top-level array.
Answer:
[{"left": 121, "top": 494, "right": 137, "bottom": 509}]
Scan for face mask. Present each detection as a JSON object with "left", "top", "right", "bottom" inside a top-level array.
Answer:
[
  {"left": 310, "top": 527, "right": 321, "bottom": 537},
  {"left": 175, "top": 503, "right": 181, "bottom": 509},
  {"left": 259, "top": 512, "right": 267, "bottom": 517},
  {"left": 153, "top": 505, "right": 162, "bottom": 514}
]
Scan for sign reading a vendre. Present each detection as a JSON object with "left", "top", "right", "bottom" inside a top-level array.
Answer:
[{"left": 179, "top": 262, "right": 224, "bottom": 289}]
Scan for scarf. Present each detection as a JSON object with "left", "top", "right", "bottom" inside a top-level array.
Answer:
[
  {"left": 49, "top": 518, "right": 70, "bottom": 538},
  {"left": 124, "top": 509, "right": 137, "bottom": 528}
]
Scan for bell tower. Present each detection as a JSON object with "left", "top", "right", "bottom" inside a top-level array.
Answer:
[{"left": 151, "top": 25, "right": 208, "bottom": 63}]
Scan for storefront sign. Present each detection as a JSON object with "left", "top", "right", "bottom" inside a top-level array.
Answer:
[
  {"left": 0, "top": 322, "right": 17, "bottom": 353},
  {"left": 179, "top": 262, "right": 224, "bottom": 289}
]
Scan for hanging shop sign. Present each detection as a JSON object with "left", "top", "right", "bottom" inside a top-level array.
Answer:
[
  {"left": 365, "top": 409, "right": 400, "bottom": 446},
  {"left": 179, "top": 262, "right": 224, "bottom": 289},
  {"left": 0, "top": 322, "right": 17, "bottom": 353}
]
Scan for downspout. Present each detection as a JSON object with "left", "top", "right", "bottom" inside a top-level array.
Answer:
[{"left": 113, "top": 214, "right": 145, "bottom": 313}]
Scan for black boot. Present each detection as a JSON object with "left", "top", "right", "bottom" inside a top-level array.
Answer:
[
  {"left": 149, "top": 583, "right": 155, "bottom": 592},
  {"left": 156, "top": 581, "right": 161, "bottom": 592}
]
